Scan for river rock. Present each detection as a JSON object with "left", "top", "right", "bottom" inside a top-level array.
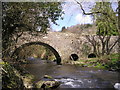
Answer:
[
  {"left": 114, "top": 83, "right": 120, "bottom": 90},
  {"left": 21, "top": 74, "right": 35, "bottom": 88},
  {"left": 35, "top": 80, "right": 60, "bottom": 89},
  {"left": 43, "top": 75, "right": 53, "bottom": 79}
]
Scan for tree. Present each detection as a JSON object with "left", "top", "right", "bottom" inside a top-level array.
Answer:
[
  {"left": 75, "top": 1, "right": 118, "bottom": 35},
  {"left": 85, "top": 35, "right": 100, "bottom": 57},
  {"left": 75, "top": 1, "right": 119, "bottom": 56},
  {"left": 2, "top": 2, "right": 63, "bottom": 57},
  {"left": 85, "top": 35, "right": 119, "bottom": 56},
  {"left": 91, "top": 2, "right": 118, "bottom": 35}
]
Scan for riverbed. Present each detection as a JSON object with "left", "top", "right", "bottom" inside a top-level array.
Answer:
[{"left": 21, "top": 59, "right": 119, "bottom": 88}]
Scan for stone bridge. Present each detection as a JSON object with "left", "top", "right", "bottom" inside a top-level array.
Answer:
[{"left": 12, "top": 31, "right": 119, "bottom": 64}]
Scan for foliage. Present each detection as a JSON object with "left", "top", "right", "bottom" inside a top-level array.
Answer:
[
  {"left": 2, "top": 2, "right": 63, "bottom": 57},
  {"left": 2, "top": 62, "right": 24, "bottom": 88},
  {"left": 101, "top": 53, "right": 120, "bottom": 70},
  {"left": 97, "top": 53, "right": 120, "bottom": 70},
  {"left": 77, "top": 53, "right": 120, "bottom": 70},
  {"left": 91, "top": 2, "right": 118, "bottom": 35},
  {"left": 2, "top": 61, "right": 37, "bottom": 88}
]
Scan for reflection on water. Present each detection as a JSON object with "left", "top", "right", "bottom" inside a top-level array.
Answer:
[{"left": 21, "top": 59, "right": 119, "bottom": 88}]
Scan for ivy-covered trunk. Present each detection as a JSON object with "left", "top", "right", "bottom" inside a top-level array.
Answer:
[{"left": 2, "top": 62, "right": 25, "bottom": 89}]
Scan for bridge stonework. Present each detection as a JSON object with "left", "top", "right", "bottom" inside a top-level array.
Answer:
[{"left": 13, "top": 31, "right": 119, "bottom": 63}]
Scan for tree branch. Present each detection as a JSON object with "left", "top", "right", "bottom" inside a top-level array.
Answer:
[
  {"left": 15, "top": 31, "right": 23, "bottom": 43},
  {"left": 109, "top": 37, "right": 119, "bottom": 52},
  {"left": 75, "top": 0, "right": 107, "bottom": 15}
]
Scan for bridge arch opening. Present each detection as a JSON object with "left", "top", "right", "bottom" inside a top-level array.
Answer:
[
  {"left": 70, "top": 54, "right": 79, "bottom": 61},
  {"left": 88, "top": 53, "right": 96, "bottom": 58},
  {"left": 11, "top": 42, "right": 61, "bottom": 65}
]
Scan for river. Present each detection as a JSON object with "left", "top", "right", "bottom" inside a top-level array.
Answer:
[{"left": 21, "top": 59, "right": 119, "bottom": 88}]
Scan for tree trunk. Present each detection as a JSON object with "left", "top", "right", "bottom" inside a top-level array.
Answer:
[
  {"left": 99, "top": 35, "right": 106, "bottom": 55},
  {"left": 105, "top": 36, "right": 111, "bottom": 55}
]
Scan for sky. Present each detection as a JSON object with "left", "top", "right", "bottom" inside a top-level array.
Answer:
[{"left": 50, "top": 1, "right": 118, "bottom": 31}]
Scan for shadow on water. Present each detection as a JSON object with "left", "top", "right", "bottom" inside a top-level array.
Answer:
[{"left": 21, "top": 58, "right": 119, "bottom": 88}]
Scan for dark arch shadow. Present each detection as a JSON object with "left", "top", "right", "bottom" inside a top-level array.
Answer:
[
  {"left": 70, "top": 54, "right": 79, "bottom": 61},
  {"left": 11, "top": 42, "right": 61, "bottom": 65},
  {"left": 88, "top": 53, "right": 96, "bottom": 58}
]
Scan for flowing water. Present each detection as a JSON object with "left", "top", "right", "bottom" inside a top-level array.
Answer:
[{"left": 21, "top": 59, "right": 119, "bottom": 88}]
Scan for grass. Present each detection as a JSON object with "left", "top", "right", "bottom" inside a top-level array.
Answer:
[{"left": 71, "top": 53, "right": 120, "bottom": 70}]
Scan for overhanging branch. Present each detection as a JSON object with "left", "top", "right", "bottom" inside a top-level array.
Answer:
[{"left": 75, "top": 0, "right": 107, "bottom": 15}]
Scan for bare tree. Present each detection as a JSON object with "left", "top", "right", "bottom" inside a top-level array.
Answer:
[
  {"left": 85, "top": 35, "right": 119, "bottom": 57},
  {"left": 106, "top": 36, "right": 119, "bottom": 55},
  {"left": 85, "top": 35, "right": 100, "bottom": 57}
]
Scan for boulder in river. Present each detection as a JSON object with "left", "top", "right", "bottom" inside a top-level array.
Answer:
[
  {"left": 114, "top": 83, "right": 120, "bottom": 90},
  {"left": 43, "top": 75, "right": 53, "bottom": 79},
  {"left": 35, "top": 80, "right": 60, "bottom": 89},
  {"left": 21, "top": 74, "right": 35, "bottom": 88},
  {"left": 35, "top": 75, "right": 60, "bottom": 89}
]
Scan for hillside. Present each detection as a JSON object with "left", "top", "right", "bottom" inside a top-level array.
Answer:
[{"left": 61, "top": 24, "right": 97, "bottom": 35}]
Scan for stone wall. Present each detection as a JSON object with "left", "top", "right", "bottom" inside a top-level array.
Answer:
[{"left": 12, "top": 31, "right": 119, "bottom": 63}]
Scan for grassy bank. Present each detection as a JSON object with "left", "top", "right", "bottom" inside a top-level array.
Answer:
[{"left": 67, "top": 53, "right": 120, "bottom": 71}]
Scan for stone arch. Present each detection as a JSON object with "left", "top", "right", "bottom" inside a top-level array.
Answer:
[{"left": 11, "top": 42, "right": 61, "bottom": 65}]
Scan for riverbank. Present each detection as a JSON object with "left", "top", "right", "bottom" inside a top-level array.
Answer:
[
  {"left": 65, "top": 53, "right": 120, "bottom": 71},
  {"left": 1, "top": 53, "right": 119, "bottom": 89},
  {"left": 2, "top": 61, "right": 61, "bottom": 89}
]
